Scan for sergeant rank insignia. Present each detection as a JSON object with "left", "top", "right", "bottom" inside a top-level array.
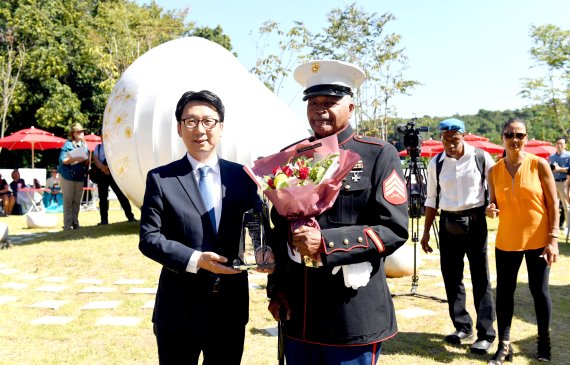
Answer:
[{"left": 383, "top": 170, "right": 406, "bottom": 205}]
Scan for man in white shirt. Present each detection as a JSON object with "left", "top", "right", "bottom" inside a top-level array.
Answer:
[{"left": 420, "top": 118, "right": 496, "bottom": 355}]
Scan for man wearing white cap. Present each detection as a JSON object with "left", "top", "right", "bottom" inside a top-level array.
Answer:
[{"left": 267, "top": 60, "right": 409, "bottom": 364}]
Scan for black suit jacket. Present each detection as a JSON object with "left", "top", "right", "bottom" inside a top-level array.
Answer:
[{"left": 139, "top": 156, "right": 260, "bottom": 330}]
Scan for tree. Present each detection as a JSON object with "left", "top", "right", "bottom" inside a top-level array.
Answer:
[
  {"left": 520, "top": 24, "right": 570, "bottom": 138},
  {"left": 190, "top": 25, "right": 235, "bottom": 56},
  {"left": 91, "top": 0, "right": 191, "bottom": 95},
  {"left": 250, "top": 4, "right": 418, "bottom": 139},
  {"left": 310, "top": 4, "right": 420, "bottom": 139},
  {"left": 0, "top": 28, "right": 25, "bottom": 139},
  {"left": 249, "top": 20, "right": 312, "bottom": 96},
  {"left": 0, "top": 0, "right": 233, "bottom": 168}
]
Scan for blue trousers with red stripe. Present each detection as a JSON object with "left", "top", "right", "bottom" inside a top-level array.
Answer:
[{"left": 284, "top": 337, "right": 383, "bottom": 365}]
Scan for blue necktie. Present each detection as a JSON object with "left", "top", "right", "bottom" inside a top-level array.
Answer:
[{"left": 198, "top": 166, "right": 217, "bottom": 233}]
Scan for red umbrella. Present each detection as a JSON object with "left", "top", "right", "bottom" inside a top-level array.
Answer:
[
  {"left": 524, "top": 145, "right": 556, "bottom": 158},
  {"left": 399, "top": 139, "right": 444, "bottom": 158},
  {"left": 463, "top": 133, "right": 489, "bottom": 141},
  {"left": 523, "top": 139, "right": 555, "bottom": 158},
  {"left": 83, "top": 133, "right": 102, "bottom": 152},
  {"left": 526, "top": 138, "right": 552, "bottom": 147},
  {"left": 464, "top": 140, "right": 504, "bottom": 155},
  {"left": 0, "top": 126, "right": 66, "bottom": 168}
]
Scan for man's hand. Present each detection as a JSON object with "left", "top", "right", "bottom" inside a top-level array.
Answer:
[
  {"left": 197, "top": 252, "right": 241, "bottom": 274},
  {"left": 254, "top": 246, "right": 275, "bottom": 274},
  {"left": 268, "top": 291, "right": 291, "bottom": 321},
  {"left": 420, "top": 232, "right": 433, "bottom": 253},
  {"left": 486, "top": 203, "right": 499, "bottom": 219},
  {"left": 292, "top": 225, "right": 322, "bottom": 257}
]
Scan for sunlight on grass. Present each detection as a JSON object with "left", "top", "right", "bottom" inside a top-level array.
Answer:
[{"left": 0, "top": 208, "right": 568, "bottom": 364}]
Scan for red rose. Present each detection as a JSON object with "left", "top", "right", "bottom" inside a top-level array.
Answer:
[
  {"left": 272, "top": 166, "right": 281, "bottom": 176},
  {"left": 298, "top": 167, "right": 309, "bottom": 180},
  {"left": 268, "top": 178, "right": 275, "bottom": 189},
  {"left": 282, "top": 165, "right": 294, "bottom": 177}
]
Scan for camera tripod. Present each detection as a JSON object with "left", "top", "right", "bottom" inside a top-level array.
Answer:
[{"left": 392, "top": 149, "right": 447, "bottom": 303}]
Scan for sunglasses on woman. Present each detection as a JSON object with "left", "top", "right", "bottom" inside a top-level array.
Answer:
[{"left": 503, "top": 132, "right": 527, "bottom": 139}]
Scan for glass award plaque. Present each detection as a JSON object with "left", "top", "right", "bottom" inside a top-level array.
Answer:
[{"left": 233, "top": 203, "right": 274, "bottom": 271}]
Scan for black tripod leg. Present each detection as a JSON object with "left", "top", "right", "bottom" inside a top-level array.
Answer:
[
  {"left": 432, "top": 219, "right": 440, "bottom": 249},
  {"left": 391, "top": 158, "right": 446, "bottom": 303}
]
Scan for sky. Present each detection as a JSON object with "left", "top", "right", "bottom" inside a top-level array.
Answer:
[{"left": 136, "top": 0, "right": 569, "bottom": 120}]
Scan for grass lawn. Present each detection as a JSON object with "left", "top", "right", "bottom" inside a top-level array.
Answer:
[{"left": 0, "top": 203, "right": 568, "bottom": 364}]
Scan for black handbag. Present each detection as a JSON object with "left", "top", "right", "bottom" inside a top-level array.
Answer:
[{"left": 89, "top": 165, "right": 103, "bottom": 184}]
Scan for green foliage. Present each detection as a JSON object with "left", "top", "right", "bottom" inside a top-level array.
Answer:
[
  {"left": 251, "top": 4, "right": 419, "bottom": 138},
  {"left": 190, "top": 25, "right": 235, "bottom": 56},
  {"left": 249, "top": 20, "right": 312, "bottom": 94},
  {"left": 520, "top": 24, "right": 570, "bottom": 138},
  {"left": 0, "top": 0, "right": 231, "bottom": 168}
]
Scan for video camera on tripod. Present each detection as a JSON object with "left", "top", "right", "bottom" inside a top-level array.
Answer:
[
  {"left": 392, "top": 119, "right": 444, "bottom": 301},
  {"left": 397, "top": 118, "right": 429, "bottom": 161},
  {"left": 397, "top": 119, "right": 429, "bottom": 218}
]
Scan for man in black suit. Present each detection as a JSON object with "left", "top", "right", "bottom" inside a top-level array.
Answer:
[{"left": 139, "top": 90, "right": 261, "bottom": 365}]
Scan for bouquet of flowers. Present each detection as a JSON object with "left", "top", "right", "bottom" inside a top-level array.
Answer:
[
  {"left": 244, "top": 134, "right": 360, "bottom": 265},
  {"left": 260, "top": 153, "right": 340, "bottom": 190}
]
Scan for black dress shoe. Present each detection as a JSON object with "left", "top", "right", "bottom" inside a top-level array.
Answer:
[
  {"left": 445, "top": 330, "right": 473, "bottom": 345},
  {"left": 471, "top": 339, "right": 493, "bottom": 354}
]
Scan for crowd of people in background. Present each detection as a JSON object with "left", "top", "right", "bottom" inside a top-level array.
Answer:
[{"left": 0, "top": 122, "right": 137, "bottom": 227}]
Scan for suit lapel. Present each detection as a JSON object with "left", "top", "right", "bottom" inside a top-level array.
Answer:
[
  {"left": 174, "top": 156, "right": 207, "bottom": 215},
  {"left": 218, "top": 159, "right": 232, "bottom": 231}
]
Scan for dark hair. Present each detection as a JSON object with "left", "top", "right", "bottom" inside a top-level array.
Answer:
[
  {"left": 501, "top": 117, "right": 526, "bottom": 133},
  {"left": 555, "top": 137, "right": 566, "bottom": 143},
  {"left": 174, "top": 90, "right": 225, "bottom": 123}
]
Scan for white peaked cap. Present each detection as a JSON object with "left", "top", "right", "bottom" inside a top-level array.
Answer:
[{"left": 293, "top": 60, "right": 366, "bottom": 100}]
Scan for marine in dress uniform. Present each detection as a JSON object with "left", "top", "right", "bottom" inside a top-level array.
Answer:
[{"left": 267, "top": 60, "right": 409, "bottom": 365}]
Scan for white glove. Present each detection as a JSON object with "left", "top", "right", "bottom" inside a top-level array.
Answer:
[{"left": 332, "top": 262, "right": 373, "bottom": 290}]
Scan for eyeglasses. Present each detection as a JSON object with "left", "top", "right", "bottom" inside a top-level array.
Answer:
[
  {"left": 503, "top": 132, "right": 527, "bottom": 140},
  {"left": 180, "top": 117, "right": 220, "bottom": 130}
]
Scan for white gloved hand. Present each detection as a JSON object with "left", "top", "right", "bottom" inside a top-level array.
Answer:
[{"left": 332, "top": 262, "right": 373, "bottom": 290}]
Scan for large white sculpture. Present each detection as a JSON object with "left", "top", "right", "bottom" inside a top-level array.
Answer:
[
  {"left": 384, "top": 244, "right": 421, "bottom": 278},
  {"left": 103, "top": 37, "right": 308, "bottom": 207}
]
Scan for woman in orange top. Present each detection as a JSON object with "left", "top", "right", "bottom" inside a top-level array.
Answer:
[{"left": 485, "top": 118, "right": 559, "bottom": 364}]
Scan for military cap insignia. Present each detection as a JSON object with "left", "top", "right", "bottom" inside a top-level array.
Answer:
[
  {"left": 383, "top": 170, "right": 406, "bottom": 205},
  {"left": 311, "top": 62, "right": 320, "bottom": 73}
]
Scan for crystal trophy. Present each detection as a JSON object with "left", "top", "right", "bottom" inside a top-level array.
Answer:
[{"left": 233, "top": 202, "right": 274, "bottom": 271}]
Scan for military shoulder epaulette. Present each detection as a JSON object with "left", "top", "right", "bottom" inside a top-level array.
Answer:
[{"left": 353, "top": 134, "right": 385, "bottom": 147}]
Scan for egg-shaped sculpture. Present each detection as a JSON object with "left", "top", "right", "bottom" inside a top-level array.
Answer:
[{"left": 103, "top": 37, "right": 308, "bottom": 207}]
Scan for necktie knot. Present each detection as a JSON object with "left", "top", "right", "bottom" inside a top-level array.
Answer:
[{"left": 198, "top": 166, "right": 209, "bottom": 178}]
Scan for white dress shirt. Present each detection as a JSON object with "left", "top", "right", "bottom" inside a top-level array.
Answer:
[
  {"left": 185, "top": 153, "right": 222, "bottom": 273},
  {"left": 424, "top": 143, "right": 495, "bottom": 212}
]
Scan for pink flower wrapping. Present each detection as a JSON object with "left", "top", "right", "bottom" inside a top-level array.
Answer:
[{"left": 244, "top": 134, "right": 360, "bottom": 231}]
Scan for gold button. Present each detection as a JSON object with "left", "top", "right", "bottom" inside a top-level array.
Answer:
[
  {"left": 328, "top": 241, "right": 334, "bottom": 248},
  {"left": 344, "top": 184, "right": 351, "bottom": 190},
  {"left": 357, "top": 237, "right": 363, "bottom": 243},
  {"left": 343, "top": 239, "right": 349, "bottom": 245}
]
